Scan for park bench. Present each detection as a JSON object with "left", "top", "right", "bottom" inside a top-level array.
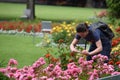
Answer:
[
  {"left": 21, "top": 9, "right": 31, "bottom": 19},
  {"left": 41, "top": 21, "right": 52, "bottom": 33},
  {"left": 39, "top": 21, "right": 52, "bottom": 38}
]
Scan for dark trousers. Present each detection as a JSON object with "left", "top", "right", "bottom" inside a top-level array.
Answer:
[{"left": 87, "top": 43, "right": 111, "bottom": 63}]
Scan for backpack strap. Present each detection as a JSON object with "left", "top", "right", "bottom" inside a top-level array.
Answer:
[
  {"left": 90, "top": 22, "right": 101, "bottom": 31},
  {"left": 85, "top": 40, "right": 87, "bottom": 50}
]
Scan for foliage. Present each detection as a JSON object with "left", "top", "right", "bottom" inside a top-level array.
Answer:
[
  {"left": 0, "top": 72, "right": 11, "bottom": 80},
  {"left": 112, "top": 26, "right": 120, "bottom": 50},
  {"left": 36, "top": 34, "right": 53, "bottom": 47},
  {"left": 109, "top": 51, "right": 120, "bottom": 71},
  {"left": 1, "top": 54, "right": 119, "bottom": 80},
  {"left": 106, "top": 0, "right": 120, "bottom": 19},
  {"left": 0, "top": 2, "right": 104, "bottom": 22},
  {"left": 0, "top": 60, "right": 5, "bottom": 68},
  {"left": 51, "top": 22, "right": 76, "bottom": 45},
  {"left": 109, "top": 26, "right": 120, "bottom": 71},
  {"left": 1, "top": 20, "right": 120, "bottom": 79},
  {"left": 44, "top": 39, "right": 84, "bottom": 70},
  {"left": 1, "top": 23, "right": 120, "bottom": 79}
]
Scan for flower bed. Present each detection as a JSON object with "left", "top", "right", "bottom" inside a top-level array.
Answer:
[
  {"left": 0, "top": 21, "right": 120, "bottom": 80},
  {"left": 0, "top": 21, "right": 41, "bottom": 33},
  {"left": 0, "top": 54, "right": 120, "bottom": 80}
]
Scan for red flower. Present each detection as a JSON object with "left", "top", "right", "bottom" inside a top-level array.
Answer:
[
  {"left": 115, "top": 61, "right": 120, "bottom": 65},
  {"left": 34, "top": 25, "right": 41, "bottom": 32},
  {"left": 0, "top": 24, "right": 3, "bottom": 29},
  {"left": 114, "top": 52, "right": 119, "bottom": 56},
  {"left": 116, "top": 27, "right": 120, "bottom": 32},
  {"left": 25, "top": 25, "right": 32, "bottom": 33},
  {"left": 68, "top": 59, "right": 74, "bottom": 63},
  {"left": 51, "top": 57, "right": 59, "bottom": 63},
  {"left": 70, "top": 52, "right": 75, "bottom": 56},
  {"left": 45, "top": 53, "right": 51, "bottom": 58},
  {"left": 108, "top": 60, "right": 114, "bottom": 65},
  {"left": 58, "top": 39, "right": 64, "bottom": 43},
  {"left": 112, "top": 40, "right": 119, "bottom": 47}
]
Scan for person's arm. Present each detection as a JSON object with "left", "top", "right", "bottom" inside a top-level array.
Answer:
[
  {"left": 70, "top": 38, "right": 80, "bottom": 53},
  {"left": 82, "top": 39, "right": 103, "bottom": 55},
  {"left": 89, "top": 39, "right": 103, "bottom": 55}
]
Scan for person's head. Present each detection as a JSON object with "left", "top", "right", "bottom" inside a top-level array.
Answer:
[{"left": 76, "top": 23, "right": 89, "bottom": 38}]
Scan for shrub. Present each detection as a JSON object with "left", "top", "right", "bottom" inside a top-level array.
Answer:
[
  {"left": 106, "top": 0, "right": 120, "bottom": 19},
  {"left": 51, "top": 22, "right": 76, "bottom": 45},
  {"left": 0, "top": 72, "right": 10, "bottom": 80},
  {"left": 1, "top": 54, "right": 119, "bottom": 80}
]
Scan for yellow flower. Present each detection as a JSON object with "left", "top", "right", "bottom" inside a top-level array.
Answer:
[
  {"left": 67, "top": 24, "right": 71, "bottom": 27},
  {"left": 68, "top": 33, "right": 71, "bottom": 36},
  {"left": 46, "top": 40, "right": 50, "bottom": 43},
  {"left": 63, "top": 21, "right": 66, "bottom": 24},
  {"left": 85, "top": 21, "right": 89, "bottom": 24},
  {"left": 69, "top": 27, "right": 72, "bottom": 30},
  {"left": 65, "top": 26, "right": 68, "bottom": 30},
  {"left": 74, "top": 30, "right": 76, "bottom": 33},
  {"left": 71, "top": 22, "right": 75, "bottom": 25},
  {"left": 53, "top": 27, "right": 56, "bottom": 30},
  {"left": 67, "top": 30, "right": 70, "bottom": 33},
  {"left": 50, "top": 30, "right": 53, "bottom": 33},
  {"left": 60, "top": 30, "right": 63, "bottom": 32}
]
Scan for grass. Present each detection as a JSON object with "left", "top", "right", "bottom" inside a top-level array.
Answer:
[
  {"left": 0, "top": 2, "right": 106, "bottom": 68},
  {"left": 0, "top": 34, "right": 52, "bottom": 68},
  {"left": 0, "top": 2, "right": 105, "bottom": 21}
]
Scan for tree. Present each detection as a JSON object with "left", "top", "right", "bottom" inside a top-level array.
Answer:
[
  {"left": 26, "top": 0, "right": 35, "bottom": 20},
  {"left": 106, "top": 0, "right": 120, "bottom": 19}
]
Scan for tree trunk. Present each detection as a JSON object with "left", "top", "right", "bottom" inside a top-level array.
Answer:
[{"left": 26, "top": 0, "right": 35, "bottom": 20}]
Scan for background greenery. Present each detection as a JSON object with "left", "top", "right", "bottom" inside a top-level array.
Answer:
[
  {"left": 0, "top": 34, "right": 48, "bottom": 68},
  {"left": 0, "top": 2, "right": 105, "bottom": 22},
  {"left": 106, "top": 0, "right": 120, "bottom": 24},
  {"left": 106, "top": 0, "right": 120, "bottom": 19},
  {"left": 0, "top": 2, "right": 106, "bottom": 68}
]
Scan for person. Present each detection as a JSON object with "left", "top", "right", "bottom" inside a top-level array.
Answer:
[{"left": 70, "top": 23, "right": 112, "bottom": 61}]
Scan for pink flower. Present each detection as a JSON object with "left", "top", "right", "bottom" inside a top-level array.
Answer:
[
  {"left": 40, "top": 76, "right": 47, "bottom": 80},
  {"left": 8, "top": 59, "right": 18, "bottom": 66},
  {"left": 0, "top": 68, "right": 6, "bottom": 73},
  {"left": 78, "top": 57, "right": 85, "bottom": 64},
  {"left": 111, "top": 71, "right": 120, "bottom": 75},
  {"left": 88, "top": 69, "right": 99, "bottom": 80},
  {"left": 67, "top": 62, "right": 77, "bottom": 69},
  {"left": 118, "top": 64, "right": 120, "bottom": 68},
  {"left": 32, "top": 57, "right": 46, "bottom": 68}
]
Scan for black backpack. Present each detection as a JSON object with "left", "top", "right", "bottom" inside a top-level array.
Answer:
[
  {"left": 90, "top": 21, "right": 115, "bottom": 40},
  {"left": 84, "top": 21, "right": 115, "bottom": 49}
]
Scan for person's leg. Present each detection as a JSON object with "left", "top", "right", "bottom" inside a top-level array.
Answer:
[
  {"left": 100, "top": 48, "right": 111, "bottom": 63},
  {"left": 87, "top": 44, "right": 96, "bottom": 61}
]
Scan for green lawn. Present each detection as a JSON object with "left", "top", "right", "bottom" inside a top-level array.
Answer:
[
  {"left": 0, "top": 34, "right": 51, "bottom": 68},
  {"left": 0, "top": 2, "right": 105, "bottom": 21},
  {"left": 0, "top": 2, "right": 106, "bottom": 68}
]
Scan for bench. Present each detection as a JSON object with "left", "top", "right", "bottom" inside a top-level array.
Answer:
[
  {"left": 21, "top": 9, "right": 31, "bottom": 19},
  {"left": 41, "top": 21, "right": 52, "bottom": 33}
]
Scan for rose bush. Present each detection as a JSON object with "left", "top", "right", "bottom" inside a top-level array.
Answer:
[
  {"left": 1, "top": 54, "right": 120, "bottom": 80},
  {"left": 1, "top": 21, "right": 120, "bottom": 80}
]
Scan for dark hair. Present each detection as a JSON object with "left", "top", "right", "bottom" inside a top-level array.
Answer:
[{"left": 76, "top": 23, "right": 88, "bottom": 32}]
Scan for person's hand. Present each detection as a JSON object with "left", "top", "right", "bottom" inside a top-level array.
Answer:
[
  {"left": 81, "top": 50, "right": 89, "bottom": 55},
  {"left": 71, "top": 48, "right": 80, "bottom": 53}
]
